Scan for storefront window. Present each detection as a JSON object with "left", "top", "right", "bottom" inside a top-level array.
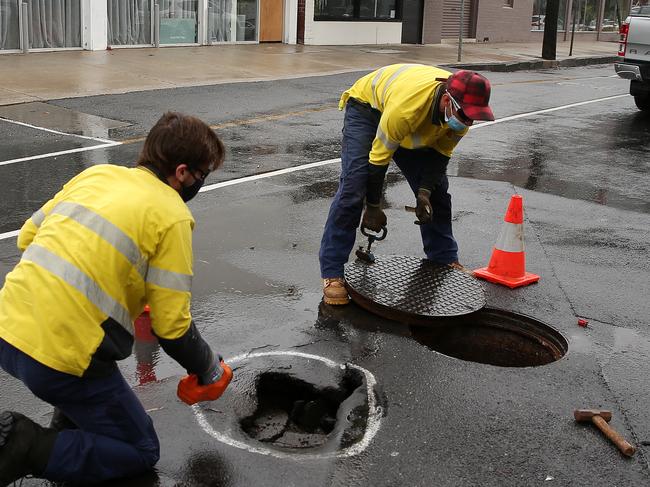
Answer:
[
  {"left": 315, "top": 0, "right": 400, "bottom": 20},
  {"left": 569, "top": 0, "right": 599, "bottom": 31},
  {"left": 108, "top": 0, "right": 152, "bottom": 46},
  {"left": 27, "top": 0, "right": 81, "bottom": 48},
  {"left": 532, "top": 0, "right": 567, "bottom": 31},
  {"left": 0, "top": 0, "right": 20, "bottom": 50},
  {"left": 159, "top": 0, "right": 198, "bottom": 44},
  {"left": 209, "top": 0, "right": 256, "bottom": 41},
  {"left": 603, "top": 0, "right": 630, "bottom": 31}
]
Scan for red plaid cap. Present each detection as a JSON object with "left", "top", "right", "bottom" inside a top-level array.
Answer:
[{"left": 446, "top": 70, "right": 495, "bottom": 121}]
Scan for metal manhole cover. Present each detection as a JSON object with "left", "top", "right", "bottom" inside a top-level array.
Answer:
[{"left": 344, "top": 255, "right": 486, "bottom": 323}]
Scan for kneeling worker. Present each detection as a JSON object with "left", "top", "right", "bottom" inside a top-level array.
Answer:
[
  {"left": 0, "top": 112, "right": 232, "bottom": 485},
  {"left": 319, "top": 65, "right": 495, "bottom": 305}
]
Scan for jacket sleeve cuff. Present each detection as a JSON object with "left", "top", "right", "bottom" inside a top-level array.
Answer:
[
  {"left": 366, "top": 163, "right": 389, "bottom": 205},
  {"left": 156, "top": 321, "right": 215, "bottom": 376}
]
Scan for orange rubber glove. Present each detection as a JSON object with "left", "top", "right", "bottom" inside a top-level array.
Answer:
[{"left": 177, "top": 361, "right": 233, "bottom": 405}]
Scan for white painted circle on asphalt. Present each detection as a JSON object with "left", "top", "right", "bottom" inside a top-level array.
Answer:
[{"left": 192, "top": 350, "right": 382, "bottom": 460}]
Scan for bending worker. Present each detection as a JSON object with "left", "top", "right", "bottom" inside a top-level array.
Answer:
[
  {"left": 0, "top": 112, "right": 232, "bottom": 485},
  {"left": 319, "top": 65, "right": 495, "bottom": 305}
]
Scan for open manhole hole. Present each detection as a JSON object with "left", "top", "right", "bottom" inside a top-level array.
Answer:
[
  {"left": 410, "top": 308, "right": 568, "bottom": 367},
  {"left": 240, "top": 367, "right": 368, "bottom": 450}
]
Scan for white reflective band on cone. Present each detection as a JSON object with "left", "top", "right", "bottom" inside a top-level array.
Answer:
[{"left": 494, "top": 222, "right": 525, "bottom": 253}]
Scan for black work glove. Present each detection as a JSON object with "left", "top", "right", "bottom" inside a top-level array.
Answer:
[
  {"left": 361, "top": 203, "right": 387, "bottom": 232},
  {"left": 415, "top": 189, "right": 433, "bottom": 224}
]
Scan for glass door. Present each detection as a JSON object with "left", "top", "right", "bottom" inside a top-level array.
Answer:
[
  {"left": 0, "top": 0, "right": 20, "bottom": 51},
  {"left": 208, "top": 0, "right": 257, "bottom": 42},
  {"left": 159, "top": 0, "right": 198, "bottom": 44},
  {"left": 26, "top": 0, "right": 81, "bottom": 49},
  {"left": 108, "top": 0, "right": 153, "bottom": 46}
]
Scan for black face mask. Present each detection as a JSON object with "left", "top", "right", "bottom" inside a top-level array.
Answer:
[
  {"left": 180, "top": 177, "right": 204, "bottom": 202},
  {"left": 143, "top": 163, "right": 204, "bottom": 202}
]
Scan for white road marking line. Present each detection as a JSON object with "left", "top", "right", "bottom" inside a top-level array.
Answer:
[
  {"left": 0, "top": 142, "right": 122, "bottom": 167},
  {"left": 0, "top": 230, "right": 19, "bottom": 241},
  {"left": 192, "top": 350, "right": 382, "bottom": 460},
  {"left": 0, "top": 93, "right": 630, "bottom": 242},
  {"left": 196, "top": 93, "right": 630, "bottom": 194},
  {"left": 0, "top": 116, "right": 116, "bottom": 144},
  {"left": 199, "top": 158, "right": 341, "bottom": 193},
  {"left": 469, "top": 94, "right": 628, "bottom": 130}
]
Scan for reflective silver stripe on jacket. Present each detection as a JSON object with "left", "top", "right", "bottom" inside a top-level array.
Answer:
[
  {"left": 30, "top": 209, "right": 46, "bottom": 227},
  {"left": 146, "top": 266, "right": 192, "bottom": 292},
  {"left": 22, "top": 244, "right": 133, "bottom": 332},
  {"left": 370, "top": 67, "right": 387, "bottom": 109},
  {"left": 380, "top": 64, "right": 415, "bottom": 107},
  {"left": 411, "top": 133, "right": 422, "bottom": 148},
  {"left": 376, "top": 126, "right": 400, "bottom": 152},
  {"left": 52, "top": 202, "right": 148, "bottom": 277}
]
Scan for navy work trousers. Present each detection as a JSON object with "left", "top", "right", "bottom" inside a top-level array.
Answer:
[
  {"left": 319, "top": 99, "right": 458, "bottom": 278},
  {"left": 0, "top": 338, "right": 159, "bottom": 483}
]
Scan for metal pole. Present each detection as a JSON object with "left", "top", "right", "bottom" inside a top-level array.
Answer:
[
  {"left": 542, "top": 0, "right": 560, "bottom": 59},
  {"left": 569, "top": 4, "right": 577, "bottom": 55},
  {"left": 457, "top": 0, "right": 464, "bottom": 62},
  {"left": 596, "top": 0, "right": 606, "bottom": 41},
  {"left": 154, "top": 3, "right": 160, "bottom": 48},
  {"left": 21, "top": 2, "right": 29, "bottom": 54},
  {"left": 563, "top": 0, "right": 573, "bottom": 40}
]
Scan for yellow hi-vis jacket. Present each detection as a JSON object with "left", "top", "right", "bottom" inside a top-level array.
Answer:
[
  {"left": 0, "top": 164, "right": 195, "bottom": 377},
  {"left": 339, "top": 64, "right": 469, "bottom": 166}
]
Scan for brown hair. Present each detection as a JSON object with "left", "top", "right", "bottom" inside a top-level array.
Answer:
[{"left": 137, "top": 112, "right": 225, "bottom": 176}]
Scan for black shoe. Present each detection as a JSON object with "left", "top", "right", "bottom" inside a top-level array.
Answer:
[{"left": 0, "top": 411, "right": 58, "bottom": 487}]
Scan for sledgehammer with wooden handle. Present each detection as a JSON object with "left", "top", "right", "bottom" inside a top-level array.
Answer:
[{"left": 574, "top": 409, "right": 636, "bottom": 457}]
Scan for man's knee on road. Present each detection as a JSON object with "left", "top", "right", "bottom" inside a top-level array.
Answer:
[{"left": 137, "top": 439, "right": 160, "bottom": 469}]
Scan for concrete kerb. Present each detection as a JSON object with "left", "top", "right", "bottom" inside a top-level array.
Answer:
[{"left": 443, "top": 55, "right": 619, "bottom": 72}]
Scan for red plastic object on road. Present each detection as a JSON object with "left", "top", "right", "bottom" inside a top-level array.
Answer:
[
  {"left": 578, "top": 318, "right": 589, "bottom": 327},
  {"left": 177, "top": 361, "right": 233, "bottom": 405},
  {"left": 134, "top": 305, "right": 155, "bottom": 342}
]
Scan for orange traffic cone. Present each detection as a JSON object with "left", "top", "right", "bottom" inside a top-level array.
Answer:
[{"left": 473, "top": 194, "right": 540, "bottom": 288}]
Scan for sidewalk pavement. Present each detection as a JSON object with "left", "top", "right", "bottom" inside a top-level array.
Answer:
[{"left": 0, "top": 39, "right": 618, "bottom": 106}]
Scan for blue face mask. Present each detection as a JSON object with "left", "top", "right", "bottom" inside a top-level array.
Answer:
[{"left": 444, "top": 101, "right": 469, "bottom": 133}]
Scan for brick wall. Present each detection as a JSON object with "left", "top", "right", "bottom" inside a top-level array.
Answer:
[
  {"left": 475, "top": 0, "right": 535, "bottom": 42},
  {"left": 424, "top": 0, "right": 534, "bottom": 43},
  {"left": 423, "top": 0, "right": 445, "bottom": 43}
]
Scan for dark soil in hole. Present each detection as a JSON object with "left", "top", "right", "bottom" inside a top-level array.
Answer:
[
  {"left": 411, "top": 308, "right": 568, "bottom": 367},
  {"left": 240, "top": 367, "right": 364, "bottom": 449}
]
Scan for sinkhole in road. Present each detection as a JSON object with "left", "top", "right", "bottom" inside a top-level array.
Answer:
[
  {"left": 410, "top": 308, "right": 568, "bottom": 367},
  {"left": 240, "top": 367, "right": 368, "bottom": 450}
]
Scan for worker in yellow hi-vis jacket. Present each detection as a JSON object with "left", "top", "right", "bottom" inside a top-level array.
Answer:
[
  {"left": 319, "top": 65, "right": 495, "bottom": 305},
  {"left": 0, "top": 113, "right": 232, "bottom": 485}
]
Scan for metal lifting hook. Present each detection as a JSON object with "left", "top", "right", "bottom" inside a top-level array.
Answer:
[{"left": 355, "top": 225, "right": 388, "bottom": 263}]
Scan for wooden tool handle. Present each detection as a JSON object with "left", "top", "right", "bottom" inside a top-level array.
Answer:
[{"left": 592, "top": 415, "right": 636, "bottom": 457}]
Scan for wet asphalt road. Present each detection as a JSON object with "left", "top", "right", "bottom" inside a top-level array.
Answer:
[{"left": 1, "top": 64, "right": 650, "bottom": 486}]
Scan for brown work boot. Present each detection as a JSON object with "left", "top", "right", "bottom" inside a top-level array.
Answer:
[
  {"left": 448, "top": 262, "right": 472, "bottom": 274},
  {"left": 322, "top": 278, "right": 350, "bottom": 305}
]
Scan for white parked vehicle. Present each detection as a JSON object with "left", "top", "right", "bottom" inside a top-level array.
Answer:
[{"left": 615, "top": 6, "right": 650, "bottom": 111}]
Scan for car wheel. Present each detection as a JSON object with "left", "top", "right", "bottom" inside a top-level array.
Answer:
[{"left": 634, "top": 94, "right": 650, "bottom": 111}]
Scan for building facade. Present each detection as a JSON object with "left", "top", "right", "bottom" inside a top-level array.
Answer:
[{"left": 0, "top": 0, "right": 623, "bottom": 54}]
